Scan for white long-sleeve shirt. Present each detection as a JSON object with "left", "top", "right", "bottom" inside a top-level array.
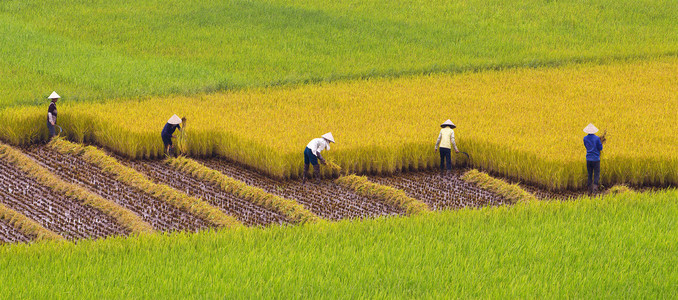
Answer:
[
  {"left": 435, "top": 127, "right": 458, "bottom": 151},
  {"left": 306, "top": 138, "right": 330, "bottom": 157}
]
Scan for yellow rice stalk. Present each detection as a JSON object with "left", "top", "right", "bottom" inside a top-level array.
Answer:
[
  {"left": 461, "top": 169, "right": 537, "bottom": 203},
  {"left": 0, "top": 141, "right": 154, "bottom": 235},
  {"left": 0, "top": 202, "right": 64, "bottom": 242},
  {"left": 49, "top": 139, "right": 241, "bottom": 228},
  {"left": 336, "top": 174, "right": 429, "bottom": 215},
  {"left": 167, "top": 156, "right": 319, "bottom": 224}
]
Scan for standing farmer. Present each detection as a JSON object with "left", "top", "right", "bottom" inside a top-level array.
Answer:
[
  {"left": 303, "top": 132, "right": 335, "bottom": 184},
  {"left": 161, "top": 114, "right": 184, "bottom": 157},
  {"left": 583, "top": 123, "right": 605, "bottom": 194},
  {"left": 435, "top": 119, "right": 459, "bottom": 172},
  {"left": 46, "top": 91, "right": 60, "bottom": 139}
]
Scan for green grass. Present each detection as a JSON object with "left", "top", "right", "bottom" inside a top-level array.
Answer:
[
  {"left": 1, "top": 0, "right": 677, "bottom": 106},
  {"left": 1, "top": 189, "right": 676, "bottom": 298}
]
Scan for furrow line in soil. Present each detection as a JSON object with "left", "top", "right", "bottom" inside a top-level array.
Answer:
[
  {"left": 25, "top": 146, "right": 211, "bottom": 233},
  {"left": 0, "top": 217, "right": 31, "bottom": 244},
  {"left": 0, "top": 158, "right": 127, "bottom": 241},
  {"left": 119, "top": 158, "right": 288, "bottom": 227},
  {"left": 198, "top": 159, "right": 405, "bottom": 221},
  {"left": 368, "top": 170, "right": 511, "bottom": 210}
]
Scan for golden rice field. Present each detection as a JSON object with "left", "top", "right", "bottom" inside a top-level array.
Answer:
[{"left": 2, "top": 58, "right": 676, "bottom": 190}]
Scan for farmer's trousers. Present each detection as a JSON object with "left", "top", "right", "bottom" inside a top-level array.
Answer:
[
  {"left": 587, "top": 160, "right": 601, "bottom": 186},
  {"left": 47, "top": 120, "right": 56, "bottom": 138},
  {"left": 439, "top": 148, "right": 452, "bottom": 171}
]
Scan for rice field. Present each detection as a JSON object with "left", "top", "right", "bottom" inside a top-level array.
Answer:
[
  {"left": 1, "top": 0, "right": 677, "bottom": 297},
  {"left": 1, "top": 189, "right": 676, "bottom": 298},
  {"left": 2, "top": 57, "right": 675, "bottom": 189}
]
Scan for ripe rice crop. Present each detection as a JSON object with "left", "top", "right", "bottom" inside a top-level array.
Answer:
[
  {"left": 1, "top": 0, "right": 678, "bottom": 106},
  {"left": 1, "top": 58, "right": 676, "bottom": 189}
]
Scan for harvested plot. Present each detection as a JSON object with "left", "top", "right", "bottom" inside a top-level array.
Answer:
[
  {"left": 199, "top": 159, "right": 405, "bottom": 220},
  {"left": 24, "top": 146, "right": 210, "bottom": 232},
  {"left": 368, "top": 170, "right": 510, "bottom": 210},
  {"left": 119, "top": 158, "right": 289, "bottom": 227},
  {"left": 0, "top": 158, "right": 127, "bottom": 240}
]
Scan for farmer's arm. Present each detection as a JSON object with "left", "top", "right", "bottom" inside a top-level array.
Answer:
[
  {"left": 435, "top": 132, "right": 442, "bottom": 151},
  {"left": 316, "top": 151, "right": 326, "bottom": 164}
]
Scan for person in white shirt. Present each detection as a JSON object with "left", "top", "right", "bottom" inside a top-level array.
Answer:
[
  {"left": 435, "top": 119, "right": 459, "bottom": 172},
  {"left": 303, "top": 132, "right": 335, "bottom": 184},
  {"left": 46, "top": 91, "right": 60, "bottom": 139}
]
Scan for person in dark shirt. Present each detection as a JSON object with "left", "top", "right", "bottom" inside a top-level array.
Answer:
[
  {"left": 47, "top": 91, "right": 60, "bottom": 139},
  {"left": 161, "top": 114, "right": 184, "bottom": 157},
  {"left": 583, "top": 123, "right": 605, "bottom": 194}
]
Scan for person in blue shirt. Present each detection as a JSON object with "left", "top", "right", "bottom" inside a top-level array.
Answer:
[
  {"left": 583, "top": 123, "right": 606, "bottom": 193},
  {"left": 161, "top": 115, "right": 184, "bottom": 157}
]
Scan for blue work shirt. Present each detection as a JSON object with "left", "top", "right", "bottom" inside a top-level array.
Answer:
[
  {"left": 583, "top": 134, "right": 603, "bottom": 161},
  {"left": 161, "top": 123, "right": 181, "bottom": 138}
]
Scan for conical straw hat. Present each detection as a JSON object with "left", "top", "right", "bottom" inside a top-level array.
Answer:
[
  {"left": 440, "top": 119, "right": 456, "bottom": 128},
  {"left": 168, "top": 114, "right": 182, "bottom": 125},
  {"left": 583, "top": 123, "right": 599, "bottom": 134},
  {"left": 48, "top": 91, "right": 60, "bottom": 99},
  {"left": 322, "top": 132, "right": 335, "bottom": 143}
]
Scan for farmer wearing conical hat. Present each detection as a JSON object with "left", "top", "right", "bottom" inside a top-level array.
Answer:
[
  {"left": 46, "top": 91, "right": 60, "bottom": 139},
  {"left": 161, "top": 114, "right": 185, "bottom": 157},
  {"left": 583, "top": 123, "right": 605, "bottom": 194},
  {"left": 435, "top": 119, "right": 459, "bottom": 172},
  {"left": 303, "top": 132, "right": 335, "bottom": 184}
]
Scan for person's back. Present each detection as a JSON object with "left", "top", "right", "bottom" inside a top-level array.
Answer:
[
  {"left": 161, "top": 122, "right": 178, "bottom": 137},
  {"left": 582, "top": 123, "right": 604, "bottom": 194},
  {"left": 583, "top": 134, "right": 603, "bottom": 161},
  {"left": 438, "top": 127, "right": 454, "bottom": 149}
]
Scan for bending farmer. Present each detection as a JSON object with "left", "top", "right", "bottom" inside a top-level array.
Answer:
[
  {"left": 583, "top": 123, "right": 605, "bottom": 193},
  {"left": 303, "top": 132, "right": 335, "bottom": 184},
  {"left": 435, "top": 119, "right": 459, "bottom": 172},
  {"left": 47, "top": 91, "right": 60, "bottom": 139},
  {"left": 161, "top": 114, "right": 184, "bottom": 157}
]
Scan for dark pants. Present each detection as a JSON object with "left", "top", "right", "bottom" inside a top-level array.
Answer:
[
  {"left": 303, "top": 147, "right": 319, "bottom": 166},
  {"left": 439, "top": 148, "right": 452, "bottom": 171},
  {"left": 47, "top": 120, "right": 56, "bottom": 138},
  {"left": 587, "top": 160, "right": 601, "bottom": 187},
  {"left": 161, "top": 134, "right": 173, "bottom": 148}
]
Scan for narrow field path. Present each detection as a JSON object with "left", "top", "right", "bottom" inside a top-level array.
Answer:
[
  {"left": 25, "top": 146, "right": 210, "bottom": 232},
  {"left": 0, "top": 159, "right": 127, "bottom": 241},
  {"left": 120, "top": 158, "right": 288, "bottom": 227},
  {"left": 368, "top": 170, "right": 510, "bottom": 210},
  {"left": 0, "top": 218, "right": 31, "bottom": 244},
  {"left": 199, "top": 159, "right": 405, "bottom": 220}
]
